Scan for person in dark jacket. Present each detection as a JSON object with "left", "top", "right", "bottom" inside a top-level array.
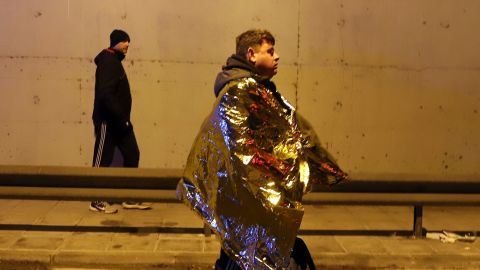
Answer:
[{"left": 90, "top": 29, "right": 151, "bottom": 213}]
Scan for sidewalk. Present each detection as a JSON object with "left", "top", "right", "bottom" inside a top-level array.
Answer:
[{"left": 0, "top": 199, "right": 479, "bottom": 269}]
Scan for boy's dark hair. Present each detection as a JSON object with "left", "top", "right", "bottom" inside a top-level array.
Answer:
[
  {"left": 110, "top": 29, "right": 130, "bottom": 48},
  {"left": 236, "top": 29, "right": 275, "bottom": 58}
]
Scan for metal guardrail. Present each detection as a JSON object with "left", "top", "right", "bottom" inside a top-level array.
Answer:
[
  {"left": 1, "top": 165, "right": 479, "bottom": 238},
  {"left": 0, "top": 166, "right": 181, "bottom": 202}
]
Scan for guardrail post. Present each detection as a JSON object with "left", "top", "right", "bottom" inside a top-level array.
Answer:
[
  {"left": 203, "top": 223, "right": 212, "bottom": 237},
  {"left": 413, "top": 205, "right": 423, "bottom": 238}
]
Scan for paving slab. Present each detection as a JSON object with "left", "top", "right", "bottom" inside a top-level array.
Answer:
[
  {"left": 381, "top": 236, "right": 436, "bottom": 255},
  {"left": 36, "top": 201, "right": 87, "bottom": 226},
  {"left": 61, "top": 233, "right": 114, "bottom": 251},
  {"left": 334, "top": 236, "right": 390, "bottom": 254},
  {"left": 108, "top": 233, "right": 158, "bottom": 251},
  {"left": 10, "top": 235, "right": 65, "bottom": 251},
  {"left": 426, "top": 239, "right": 480, "bottom": 255},
  {"left": 1, "top": 200, "right": 57, "bottom": 225}
]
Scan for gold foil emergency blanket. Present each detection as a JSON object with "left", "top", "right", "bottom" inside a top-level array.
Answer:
[{"left": 177, "top": 77, "right": 346, "bottom": 269}]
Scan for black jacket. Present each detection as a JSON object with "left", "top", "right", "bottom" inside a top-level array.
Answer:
[{"left": 92, "top": 48, "right": 132, "bottom": 134}]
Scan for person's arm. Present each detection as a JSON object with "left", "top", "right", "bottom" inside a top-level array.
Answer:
[
  {"left": 218, "top": 80, "right": 292, "bottom": 177},
  {"left": 296, "top": 114, "right": 348, "bottom": 187}
]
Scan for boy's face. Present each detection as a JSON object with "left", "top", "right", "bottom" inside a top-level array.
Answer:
[
  {"left": 249, "top": 41, "right": 279, "bottom": 79},
  {"left": 113, "top": 41, "right": 130, "bottom": 55}
]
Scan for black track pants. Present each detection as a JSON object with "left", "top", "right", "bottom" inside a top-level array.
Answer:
[
  {"left": 214, "top": 237, "right": 315, "bottom": 270},
  {"left": 92, "top": 121, "right": 140, "bottom": 168}
]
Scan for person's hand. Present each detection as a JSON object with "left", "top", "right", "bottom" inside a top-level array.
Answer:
[{"left": 336, "top": 171, "right": 349, "bottom": 183}]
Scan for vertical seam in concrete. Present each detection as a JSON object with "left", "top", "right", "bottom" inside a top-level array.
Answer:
[
  {"left": 295, "top": 0, "right": 301, "bottom": 109},
  {"left": 339, "top": 1, "right": 346, "bottom": 89},
  {"left": 153, "top": 233, "right": 161, "bottom": 252}
]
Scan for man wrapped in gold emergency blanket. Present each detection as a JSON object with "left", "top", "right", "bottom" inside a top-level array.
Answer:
[
  {"left": 177, "top": 78, "right": 347, "bottom": 269},
  {"left": 177, "top": 30, "right": 347, "bottom": 270}
]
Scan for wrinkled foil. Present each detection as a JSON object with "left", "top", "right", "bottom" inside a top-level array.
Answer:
[{"left": 177, "top": 77, "right": 347, "bottom": 270}]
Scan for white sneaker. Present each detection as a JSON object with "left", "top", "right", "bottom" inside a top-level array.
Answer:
[
  {"left": 89, "top": 201, "right": 118, "bottom": 214},
  {"left": 122, "top": 202, "right": 152, "bottom": 210}
]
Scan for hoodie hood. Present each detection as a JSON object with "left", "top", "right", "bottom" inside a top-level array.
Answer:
[
  {"left": 94, "top": 48, "right": 125, "bottom": 65},
  {"left": 214, "top": 54, "right": 265, "bottom": 97}
]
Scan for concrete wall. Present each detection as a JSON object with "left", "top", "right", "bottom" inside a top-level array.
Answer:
[{"left": 0, "top": 0, "right": 479, "bottom": 180}]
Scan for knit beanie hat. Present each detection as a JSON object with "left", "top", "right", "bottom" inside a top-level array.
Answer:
[{"left": 110, "top": 29, "right": 130, "bottom": 48}]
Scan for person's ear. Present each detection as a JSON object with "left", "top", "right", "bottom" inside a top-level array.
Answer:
[{"left": 247, "top": 47, "right": 257, "bottom": 63}]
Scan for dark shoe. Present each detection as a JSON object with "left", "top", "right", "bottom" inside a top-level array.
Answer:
[{"left": 89, "top": 201, "right": 118, "bottom": 214}]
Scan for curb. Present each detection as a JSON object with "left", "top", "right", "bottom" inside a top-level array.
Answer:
[{"left": 3, "top": 250, "right": 480, "bottom": 269}]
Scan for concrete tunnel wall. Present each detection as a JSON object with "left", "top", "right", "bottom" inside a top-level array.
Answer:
[{"left": 0, "top": 0, "right": 479, "bottom": 180}]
